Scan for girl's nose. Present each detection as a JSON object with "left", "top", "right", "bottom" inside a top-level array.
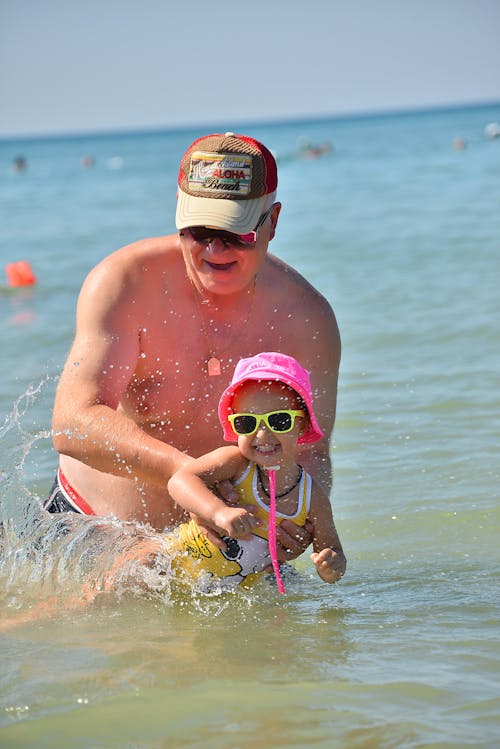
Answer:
[{"left": 255, "top": 421, "right": 271, "bottom": 437}]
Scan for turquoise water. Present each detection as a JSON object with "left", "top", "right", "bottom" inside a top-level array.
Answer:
[{"left": 1, "top": 104, "right": 500, "bottom": 748}]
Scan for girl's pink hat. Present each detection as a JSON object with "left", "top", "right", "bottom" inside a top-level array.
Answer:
[{"left": 218, "top": 352, "right": 324, "bottom": 445}]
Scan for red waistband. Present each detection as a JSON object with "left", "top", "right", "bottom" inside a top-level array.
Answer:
[{"left": 58, "top": 468, "right": 96, "bottom": 515}]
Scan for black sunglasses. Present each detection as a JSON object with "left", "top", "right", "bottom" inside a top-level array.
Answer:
[{"left": 186, "top": 205, "right": 274, "bottom": 248}]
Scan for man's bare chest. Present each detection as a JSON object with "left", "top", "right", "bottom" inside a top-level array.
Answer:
[{"left": 119, "top": 301, "right": 299, "bottom": 448}]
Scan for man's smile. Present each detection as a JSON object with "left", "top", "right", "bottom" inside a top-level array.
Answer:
[{"left": 204, "top": 259, "right": 237, "bottom": 271}]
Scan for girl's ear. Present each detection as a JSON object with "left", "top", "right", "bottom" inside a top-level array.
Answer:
[{"left": 298, "top": 414, "right": 309, "bottom": 438}]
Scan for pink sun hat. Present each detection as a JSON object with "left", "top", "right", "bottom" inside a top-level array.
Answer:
[{"left": 218, "top": 352, "right": 324, "bottom": 445}]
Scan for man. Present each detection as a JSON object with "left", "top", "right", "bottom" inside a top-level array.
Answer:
[{"left": 47, "top": 132, "right": 341, "bottom": 560}]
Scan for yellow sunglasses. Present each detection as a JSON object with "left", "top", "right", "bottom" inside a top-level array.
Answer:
[{"left": 228, "top": 409, "right": 305, "bottom": 436}]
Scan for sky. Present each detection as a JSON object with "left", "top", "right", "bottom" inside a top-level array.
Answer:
[{"left": 1, "top": 0, "right": 499, "bottom": 139}]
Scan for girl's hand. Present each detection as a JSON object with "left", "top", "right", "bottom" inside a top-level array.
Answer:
[
  {"left": 310, "top": 547, "right": 346, "bottom": 583},
  {"left": 212, "top": 506, "right": 260, "bottom": 539}
]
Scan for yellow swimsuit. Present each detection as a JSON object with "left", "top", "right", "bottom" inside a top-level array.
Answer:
[{"left": 165, "top": 462, "right": 311, "bottom": 592}]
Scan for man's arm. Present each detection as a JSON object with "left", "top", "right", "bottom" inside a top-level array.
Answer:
[
  {"left": 52, "top": 252, "right": 191, "bottom": 488},
  {"left": 276, "top": 287, "right": 341, "bottom": 559}
]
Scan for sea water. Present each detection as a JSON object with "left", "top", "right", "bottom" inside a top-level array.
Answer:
[{"left": 1, "top": 104, "right": 499, "bottom": 748}]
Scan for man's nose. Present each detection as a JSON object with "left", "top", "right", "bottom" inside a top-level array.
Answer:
[{"left": 206, "top": 237, "right": 229, "bottom": 253}]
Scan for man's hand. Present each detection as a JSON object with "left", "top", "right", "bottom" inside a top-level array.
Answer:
[
  {"left": 213, "top": 479, "right": 239, "bottom": 505},
  {"left": 276, "top": 518, "right": 314, "bottom": 562}
]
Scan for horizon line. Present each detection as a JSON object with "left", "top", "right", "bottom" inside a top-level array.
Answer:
[{"left": 1, "top": 99, "right": 499, "bottom": 144}]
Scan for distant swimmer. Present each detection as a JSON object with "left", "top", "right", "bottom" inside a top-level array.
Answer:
[
  {"left": 13, "top": 155, "right": 27, "bottom": 172},
  {"left": 452, "top": 137, "right": 466, "bottom": 150},
  {"left": 107, "top": 156, "right": 124, "bottom": 169},
  {"left": 297, "top": 137, "right": 333, "bottom": 159},
  {"left": 484, "top": 122, "right": 500, "bottom": 139},
  {"left": 81, "top": 155, "right": 95, "bottom": 168}
]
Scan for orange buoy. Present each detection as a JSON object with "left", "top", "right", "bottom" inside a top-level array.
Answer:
[{"left": 5, "top": 261, "right": 37, "bottom": 287}]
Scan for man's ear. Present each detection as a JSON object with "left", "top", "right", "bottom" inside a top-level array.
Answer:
[{"left": 269, "top": 202, "right": 281, "bottom": 241}]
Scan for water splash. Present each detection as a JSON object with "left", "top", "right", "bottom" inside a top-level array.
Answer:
[
  {"left": 0, "top": 377, "right": 53, "bottom": 531},
  {"left": 0, "top": 381, "right": 278, "bottom": 634}
]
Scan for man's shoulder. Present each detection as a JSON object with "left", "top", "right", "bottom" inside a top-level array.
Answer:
[
  {"left": 265, "top": 254, "right": 334, "bottom": 311},
  {"left": 111, "top": 234, "right": 179, "bottom": 266},
  {"left": 80, "top": 234, "right": 182, "bottom": 300},
  {"left": 89, "top": 234, "right": 180, "bottom": 278}
]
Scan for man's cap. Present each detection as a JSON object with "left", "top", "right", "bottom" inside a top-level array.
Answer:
[
  {"left": 218, "top": 352, "right": 324, "bottom": 445},
  {"left": 176, "top": 132, "right": 278, "bottom": 234}
]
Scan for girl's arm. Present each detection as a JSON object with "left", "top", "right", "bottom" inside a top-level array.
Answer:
[
  {"left": 308, "top": 480, "right": 347, "bottom": 584},
  {"left": 167, "top": 447, "right": 260, "bottom": 538}
]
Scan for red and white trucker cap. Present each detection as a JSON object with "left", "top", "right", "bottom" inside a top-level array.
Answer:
[{"left": 175, "top": 132, "right": 278, "bottom": 235}]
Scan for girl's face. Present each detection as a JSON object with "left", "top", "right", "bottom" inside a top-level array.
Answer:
[{"left": 231, "top": 380, "right": 307, "bottom": 468}]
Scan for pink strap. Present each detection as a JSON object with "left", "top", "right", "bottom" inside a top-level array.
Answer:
[{"left": 268, "top": 469, "right": 286, "bottom": 594}]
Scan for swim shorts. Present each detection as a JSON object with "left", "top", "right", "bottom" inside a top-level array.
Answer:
[{"left": 43, "top": 469, "right": 96, "bottom": 515}]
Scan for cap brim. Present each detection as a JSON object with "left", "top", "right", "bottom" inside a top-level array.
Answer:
[{"left": 176, "top": 187, "right": 266, "bottom": 234}]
